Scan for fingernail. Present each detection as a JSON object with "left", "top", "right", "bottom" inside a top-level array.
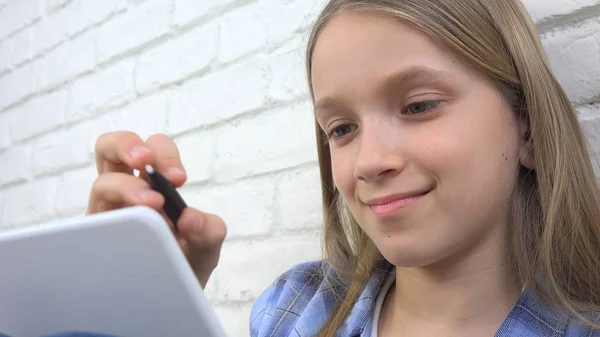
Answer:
[
  {"left": 130, "top": 146, "right": 150, "bottom": 160},
  {"left": 167, "top": 167, "right": 185, "bottom": 179}
]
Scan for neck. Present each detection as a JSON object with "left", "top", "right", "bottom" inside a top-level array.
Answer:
[{"left": 385, "top": 233, "right": 522, "bottom": 335}]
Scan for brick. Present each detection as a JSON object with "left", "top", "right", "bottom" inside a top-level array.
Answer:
[
  {"left": 168, "top": 56, "right": 268, "bottom": 134},
  {"left": 174, "top": 131, "right": 215, "bottom": 184},
  {"left": 580, "top": 115, "right": 600, "bottom": 178},
  {"left": 96, "top": 0, "right": 171, "bottom": 63},
  {"left": 214, "top": 101, "right": 318, "bottom": 182},
  {"left": 277, "top": 166, "right": 323, "bottom": 230},
  {"left": 543, "top": 23, "right": 600, "bottom": 104},
  {"left": 268, "top": 36, "right": 309, "bottom": 102},
  {"left": 9, "top": 89, "right": 68, "bottom": 142},
  {"left": 0, "top": 61, "right": 36, "bottom": 109},
  {"left": 581, "top": 116, "right": 600, "bottom": 153},
  {"left": 89, "top": 93, "right": 168, "bottom": 149},
  {"left": 135, "top": 22, "right": 217, "bottom": 93},
  {"left": 86, "top": 114, "right": 115, "bottom": 155},
  {"left": 109, "top": 93, "right": 169, "bottom": 140},
  {"left": 69, "top": 59, "right": 135, "bottom": 121},
  {"left": 32, "top": 123, "right": 91, "bottom": 176},
  {"left": 201, "top": 274, "right": 218, "bottom": 303},
  {"left": 0, "top": 193, "right": 3, "bottom": 229},
  {"left": 213, "top": 303, "right": 254, "bottom": 337},
  {"left": 0, "top": 0, "right": 40, "bottom": 40},
  {"left": 0, "top": 27, "right": 32, "bottom": 71},
  {"left": 55, "top": 165, "right": 96, "bottom": 216},
  {"left": 219, "top": 2, "right": 268, "bottom": 63},
  {"left": 66, "top": 0, "right": 126, "bottom": 36},
  {"left": 591, "top": 152, "right": 600, "bottom": 179},
  {"left": 46, "top": 0, "right": 72, "bottom": 12},
  {"left": 212, "top": 236, "right": 321, "bottom": 303},
  {"left": 259, "top": 0, "right": 321, "bottom": 45},
  {"left": 577, "top": 102, "right": 600, "bottom": 119},
  {"left": 0, "top": 112, "right": 10, "bottom": 149},
  {"left": 31, "top": 7, "right": 70, "bottom": 57},
  {"left": 0, "top": 146, "right": 29, "bottom": 186},
  {"left": 1, "top": 177, "right": 59, "bottom": 227},
  {"left": 180, "top": 176, "right": 276, "bottom": 238},
  {"left": 36, "top": 44, "right": 68, "bottom": 90},
  {"left": 66, "top": 29, "right": 96, "bottom": 77},
  {"left": 523, "top": 0, "right": 600, "bottom": 23},
  {"left": 36, "top": 29, "right": 96, "bottom": 90},
  {"left": 0, "top": 41, "right": 9, "bottom": 74},
  {"left": 173, "top": 0, "right": 237, "bottom": 27}
]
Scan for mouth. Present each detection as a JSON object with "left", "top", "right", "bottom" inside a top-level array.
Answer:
[{"left": 364, "top": 189, "right": 431, "bottom": 218}]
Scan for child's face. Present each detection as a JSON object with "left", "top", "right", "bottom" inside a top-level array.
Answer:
[{"left": 312, "top": 11, "right": 532, "bottom": 268}]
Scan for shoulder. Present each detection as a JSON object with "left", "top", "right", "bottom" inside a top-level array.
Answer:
[
  {"left": 249, "top": 260, "right": 345, "bottom": 337},
  {"left": 564, "top": 314, "right": 600, "bottom": 337},
  {"left": 513, "top": 286, "right": 600, "bottom": 337}
]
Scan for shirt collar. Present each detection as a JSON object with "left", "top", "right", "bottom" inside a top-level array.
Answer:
[{"left": 336, "top": 261, "right": 571, "bottom": 337}]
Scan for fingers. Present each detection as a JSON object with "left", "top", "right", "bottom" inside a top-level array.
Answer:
[
  {"left": 95, "top": 131, "right": 153, "bottom": 175},
  {"left": 88, "top": 172, "right": 164, "bottom": 214},
  {"left": 94, "top": 131, "right": 186, "bottom": 186},
  {"left": 145, "top": 134, "right": 187, "bottom": 187},
  {"left": 90, "top": 131, "right": 224, "bottom": 288},
  {"left": 175, "top": 208, "right": 227, "bottom": 287}
]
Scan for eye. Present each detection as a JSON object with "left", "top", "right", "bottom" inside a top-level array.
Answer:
[
  {"left": 327, "top": 124, "right": 357, "bottom": 139},
  {"left": 403, "top": 101, "right": 441, "bottom": 115}
]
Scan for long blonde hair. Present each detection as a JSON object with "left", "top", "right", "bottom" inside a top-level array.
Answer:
[{"left": 304, "top": 0, "right": 600, "bottom": 335}]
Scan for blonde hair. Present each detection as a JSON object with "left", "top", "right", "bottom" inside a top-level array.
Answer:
[{"left": 304, "top": 0, "right": 600, "bottom": 335}]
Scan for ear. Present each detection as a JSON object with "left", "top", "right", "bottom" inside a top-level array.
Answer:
[{"left": 518, "top": 117, "right": 535, "bottom": 169}]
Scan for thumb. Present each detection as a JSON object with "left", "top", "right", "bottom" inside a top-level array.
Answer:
[{"left": 177, "top": 208, "right": 227, "bottom": 253}]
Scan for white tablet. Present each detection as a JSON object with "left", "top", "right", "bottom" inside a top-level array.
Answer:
[{"left": 0, "top": 206, "right": 228, "bottom": 337}]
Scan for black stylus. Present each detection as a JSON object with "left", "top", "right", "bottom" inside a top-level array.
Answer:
[{"left": 145, "top": 164, "right": 188, "bottom": 231}]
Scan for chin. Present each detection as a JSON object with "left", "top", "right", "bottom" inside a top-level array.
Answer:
[{"left": 376, "top": 240, "right": 446, "bottom": 268}]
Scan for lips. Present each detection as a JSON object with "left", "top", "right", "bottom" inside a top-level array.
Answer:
[
  {"left": 364, "top": 189, "right": 431, "bottom": 206},
  {"left": 363, "top": 189, "right": 431, "bottom": 218}
]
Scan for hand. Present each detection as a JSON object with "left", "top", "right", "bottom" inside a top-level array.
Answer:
[{"left": 87, "top": 131, "right": 227, "bottom": 287}]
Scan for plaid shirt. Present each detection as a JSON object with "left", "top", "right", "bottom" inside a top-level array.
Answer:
[{"left": 250, "top": 260, "right": 600, "bottom": 337}]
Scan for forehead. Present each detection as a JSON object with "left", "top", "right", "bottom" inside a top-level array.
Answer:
[{"left": 310, "top": 11, "right": 469, "bottom": 99}]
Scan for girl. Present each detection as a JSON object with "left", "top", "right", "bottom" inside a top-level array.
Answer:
[{"left": 85, "top": 0, "right": 600, "bottom": 336}]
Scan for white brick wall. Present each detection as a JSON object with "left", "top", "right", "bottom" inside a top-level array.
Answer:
[{"left": 0, "top": 1, "right": 599, "bottom": 336}]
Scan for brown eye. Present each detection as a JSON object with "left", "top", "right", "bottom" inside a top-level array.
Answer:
[{"left": 404, "top": 101, "right": 441, "bottom": 115}]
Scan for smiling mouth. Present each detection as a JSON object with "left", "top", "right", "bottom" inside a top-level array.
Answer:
[{"left": 366, "top": 190, "right": 430, "bottom": 218}]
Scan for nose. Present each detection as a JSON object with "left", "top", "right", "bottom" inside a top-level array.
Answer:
[{"left": 353, "top": 122, "right": 406, "bottom": 182}]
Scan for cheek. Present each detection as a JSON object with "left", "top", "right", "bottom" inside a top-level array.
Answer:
[
  {"left": 421, "top": 103, "right": 520, "bottom": 177},
  {"left": 330, "top": 149, "right": 357, "bottom": 200},
  {"left": 421, "top": 111, "right": 521, "bottom": 217}
]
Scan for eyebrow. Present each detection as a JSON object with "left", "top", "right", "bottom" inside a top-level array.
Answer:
[{"left": 314, "top": 66, "right": 453, "bottom": 116}]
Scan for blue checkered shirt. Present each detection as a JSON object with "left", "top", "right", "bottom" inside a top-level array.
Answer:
[{"left": 250, "top": 260, "right": 600, "bottom": 337}]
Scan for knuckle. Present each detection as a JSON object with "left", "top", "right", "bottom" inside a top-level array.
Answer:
[
  {"left": 90, "top": 175, "right": 107, "bottom": 196},
  {"left": 120, "top": 130, "right": 139, "bottom": 138},
  {"left": 215, "top": 228, "right": 227, "bottom": 243},
  {"left": 95, "top": 131, "right": 139, "bottom": 153},
  {"left": 92, "top": 173, "right": 140, "bottom": 193},
  {"left": 146, "top": 133, "right": 170, "bottom": 143},
  {"left": 94, "top": 132, "right": 110, "bottom": 153},
  {"left": 209, "top": 214, "right": 228, "bottom": 242}
]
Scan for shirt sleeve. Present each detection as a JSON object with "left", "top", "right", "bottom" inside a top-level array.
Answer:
[
  {"left": 248, "top": 260, "right": 328, "bottom": 337},
  {"left": 249, "top": 281, "right": 276, "bottom": 337}
]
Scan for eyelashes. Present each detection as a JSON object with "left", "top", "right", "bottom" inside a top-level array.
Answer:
[
  {"left": 403, "top": 100, "right": 441, "bottom": 115},
  {"left": 325, "top": 100, "right": 441, "bottom": 141},
  {"left": 328, "top": 124, "right": 357, "bottom": 139}
]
